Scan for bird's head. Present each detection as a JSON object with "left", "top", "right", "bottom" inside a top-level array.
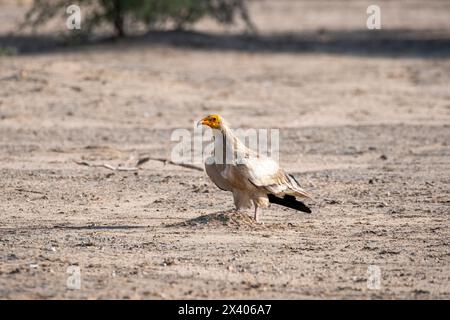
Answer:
[{"left": 198, "top": 114, "right": 223, "bottom": 130}]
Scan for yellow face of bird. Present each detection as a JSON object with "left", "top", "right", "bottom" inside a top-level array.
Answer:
[{"left": 200, "top": 114, "right": 222, "bottom": 129}]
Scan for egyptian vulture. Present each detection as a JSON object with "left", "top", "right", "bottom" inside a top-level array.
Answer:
[{"left": 198, "top": 114, "right": 312, "bottom": 222}]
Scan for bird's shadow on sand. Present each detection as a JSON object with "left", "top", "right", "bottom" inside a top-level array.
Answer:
[{"left": 0, "top": 224, "right": 153, "bottom": 238}]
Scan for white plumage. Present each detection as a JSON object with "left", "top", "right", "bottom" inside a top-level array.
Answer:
[{"left": 199, "top": 114, "right": 312, "bottom": 222}]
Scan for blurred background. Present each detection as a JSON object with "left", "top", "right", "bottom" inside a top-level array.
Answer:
[
  {"left": 0, "top": 0, "right": 449, "bottom": 299},
  {"left": 1, "top": 0, "right": 449, "bottom": 130},
  {"left": 1, "top": 0, "right": 450, "bottom": 55}
]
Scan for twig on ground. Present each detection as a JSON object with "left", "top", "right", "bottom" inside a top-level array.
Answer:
[
  {"left": 74, "top": 160, "right": 138, "bottom": 171},
  {"left": 15, "top": 188, "right": 45, "bottom": 194},
  {"left": 74, "top": 156, "right": 203, "bottom": 172},
  {"left": 135, "top": 156, "right": 150, "bottom": 167},
  {"left": 145, "top": 157, "right": 203, "bottom": 171}
]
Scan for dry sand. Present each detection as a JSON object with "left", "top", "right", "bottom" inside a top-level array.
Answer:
[{"left": 0, "top": 0, "right": 449, "bottom": 299}]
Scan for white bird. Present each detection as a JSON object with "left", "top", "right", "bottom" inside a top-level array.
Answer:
[{"left": 198, "top": 114, "right": 313, "bottom": 222}]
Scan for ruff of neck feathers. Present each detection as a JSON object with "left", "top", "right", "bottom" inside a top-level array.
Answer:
[{"left": 212, "top": 123, "right": 250, "bottom": 164}]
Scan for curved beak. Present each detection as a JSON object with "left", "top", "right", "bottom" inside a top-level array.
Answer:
[{"left": 197, "top": 118, "right": 208, "bottom": 127}]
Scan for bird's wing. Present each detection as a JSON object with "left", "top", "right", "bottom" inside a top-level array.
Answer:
[
  {"left": 267, "top": 194, "right": 312, "bottom": 213},
  {"left": 239, "top": 156, "right": 312, "bottom": 199},
  {"left": 205, "top": 158, "right": 233, "bottom": 191}
]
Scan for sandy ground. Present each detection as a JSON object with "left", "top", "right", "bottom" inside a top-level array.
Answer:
[{"left": 0, "top": 1, "right": 449, "bottom": 299}]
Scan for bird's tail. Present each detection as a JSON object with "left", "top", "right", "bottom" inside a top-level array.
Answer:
[
  {"left": 286, "top": 174, "right": 314, "bottom": 200},
  {"left": 267, "top": 194, "right": 312, "bottom": 213}
]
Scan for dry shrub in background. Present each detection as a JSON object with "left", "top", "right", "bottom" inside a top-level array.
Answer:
[{"left": 22, "top": 0, "right": 255, "bottom": 37}]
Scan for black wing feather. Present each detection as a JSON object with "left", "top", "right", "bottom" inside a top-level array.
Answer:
[{"left": 267, "top": 194, "right": 312, "bottom": 213}]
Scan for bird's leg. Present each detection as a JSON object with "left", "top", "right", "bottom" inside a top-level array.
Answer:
[{"left": 254, "top": 204, "right": 260, "bottom": 223}]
